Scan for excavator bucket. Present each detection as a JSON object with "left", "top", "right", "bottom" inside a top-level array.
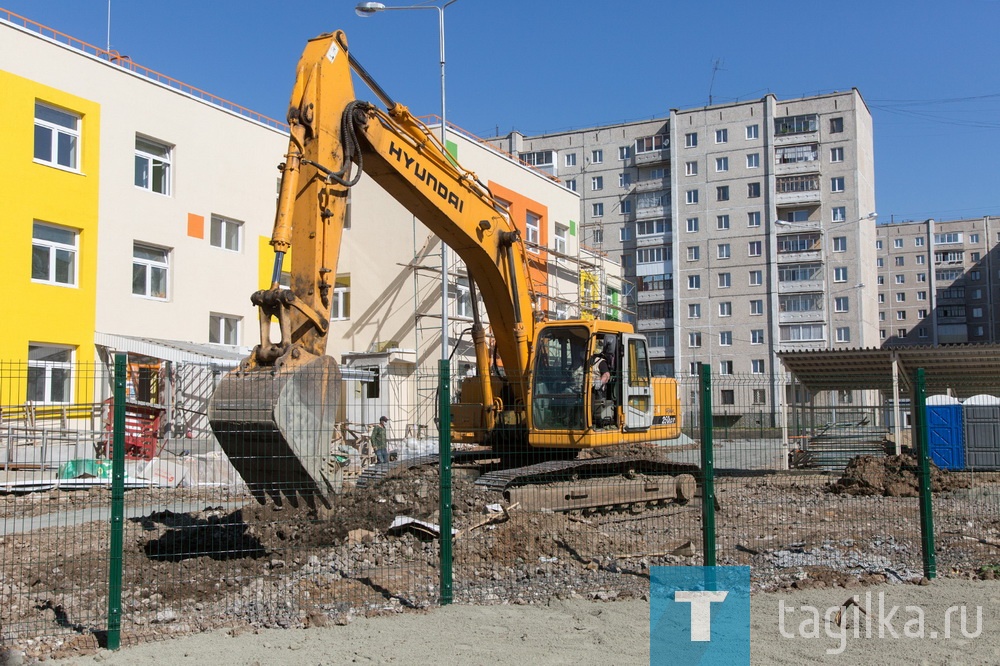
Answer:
[{"left": 208, "top": 355, "right": 341, "bottom": 506}]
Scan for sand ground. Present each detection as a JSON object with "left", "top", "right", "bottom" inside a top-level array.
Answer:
[{"left": 41, "top": 578, "right": 1000, "bottom": 665}]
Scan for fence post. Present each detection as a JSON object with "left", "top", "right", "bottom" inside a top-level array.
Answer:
[
  {"left": 699, "top": 364, "right": 716, "bottom": 566},
  {"left": 106, "top": 353, "right": 126, "bottom": 649},
  {"left": 438, "top": 360, "right": 453, "bottom": 605},
  {"left": 913, "top": 368, "right": 936, "bottom": 580}
]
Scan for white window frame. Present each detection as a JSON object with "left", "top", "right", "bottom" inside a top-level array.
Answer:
[
  {"left": 685, "top": 132, "right": 698, "bottom": 148},
  {"left": 565, "top": 153, "right": 577, "bottom": 167},
  {"left": 834, "top": 297, "right": 849, "bottom": 313},
  {"left": 831, "top": 177, "right": 845, "bottom": 192},
  {"left": 591, "top": 149, "right": 603, "bottom": 164},
  {"left": 749, "top": 270, "right": 762, "bottom": 286},
  {"left": 747, "top": 211, "right": 761, "bottom": 228},
  {"left": 719, "top": 302, "right": 732, "bottom": 317},
  {"left": 715, "top": 156, "right": 728, "bottom": 172},
  {"left": 554, "top": 223, "right": 568, "bottom": 255},
  {"left": 836, "top": 327, "right": 851, "bottom": 343},
  {"left": 746, "top": 153, "right": 760, "bottom": 168},
  {"left": 34, "top": 102, "right": 80, "bottom": 171},
  {"left": 209, "top": 313, "right": 242, "bottom": 345},
  {"left": 717, "top": 243, "right": 731, "bottom": 260},
  {"left": 748, "top": 241, "right": 762, "bottom": 257},
  {"left": 591, "top": 176, "right": 604, "bottom": 191},
  {"left": 745, "top": 124, "right": 759, "bottom": 139},
  {"left": 833, "top": 236, "right": 847, "bottom": 252},
  {"left": 525, "top": 212, "right": 541, "bottom": 249},
  {"left": 592, "top": 203, "right": 604, "bottom": 217},
  {"left": 31, "top": 222, "right": 78, "bottom": 287},
  {"left": 210, "top": 215, "right": 243, "bottom": 252},
  {"left": 132, "top": 243, "right": 170, "bottom": 300},
  {"left": 618, "top": 146, "right": 630, "bottom": 160},
  {"left": 686, "top": 217, "right": 699, "bottom": 232},
  {"left": 686, "top": 189, "right": 699, "bottom": 204},
  {"left": 830, "top": 146, "right": 844, "bottom": 162},
  {"left": 565, "top": 179, "right": 577, "bottom": 192},
  {"left": 134, "top": 135, "right": 172, "bottom": 195},
  {"left": 832, "top": 206, "right": 846, "bottom": 222},
  {"left": 27, "top": 343, "right": 74, "bottom": 404},
  {"left": 685, "top": 161, "right": 698, "bottom": 176},
  {"left": 834, "top": 266, "right": 848, "bottom": 283},
  {"left": 720, "top": 331, "right": 732, "bottom": 346},
  {"left": 715, "top": 128, "right": 728, "bottom": 144}
]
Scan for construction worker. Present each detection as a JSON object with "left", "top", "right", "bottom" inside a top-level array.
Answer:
[{"left": 371, "top": 416, "right": 389, "bottom": 464}]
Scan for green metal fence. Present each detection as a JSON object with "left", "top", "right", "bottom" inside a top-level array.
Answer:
[{"left": 2, "top": 354, "right": 1000, "bottom": 658}]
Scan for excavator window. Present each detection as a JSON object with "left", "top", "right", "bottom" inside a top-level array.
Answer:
[{"left": 531, "top": 326, "right": 588, "bottom": 430}]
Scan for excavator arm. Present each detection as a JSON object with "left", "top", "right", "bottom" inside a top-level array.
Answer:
[{"left": 208, "top": 31, "right": 539, "bottom": 503}]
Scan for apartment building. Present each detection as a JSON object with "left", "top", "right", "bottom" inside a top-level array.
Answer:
[
  {"left": 492, "top": 119, "right": 671, "bottom": 372},
  {"left": 494, "top": 91, "right": 878, "bottom": 411},
  {"left": 877, "top": 216, "right": 1000, "bottom": 345},
  {"left": 1, "top": 11, "right": 601, "bottom": 423}
]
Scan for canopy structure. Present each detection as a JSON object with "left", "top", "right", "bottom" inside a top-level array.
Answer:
[{"left": 777, "top": 344, "right": 1000, "bottom": 400}]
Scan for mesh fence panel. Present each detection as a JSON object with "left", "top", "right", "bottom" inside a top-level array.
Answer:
[{"left": 3, "top": 358, "right": 1000, "bottom": 655}]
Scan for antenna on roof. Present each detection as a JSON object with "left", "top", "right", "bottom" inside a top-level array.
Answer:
[
  {"left": 708, "top": 58, "right": 724, "bottom": 106},
  {"left": 106, "top": 0, "right": 112, "bottom": 53}
]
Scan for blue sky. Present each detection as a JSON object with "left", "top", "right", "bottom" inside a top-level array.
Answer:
[{"left": 4, "top": 0, "right": 999, "bottom": 223}]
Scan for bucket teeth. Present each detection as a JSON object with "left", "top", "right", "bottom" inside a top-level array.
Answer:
[{"left": 208, "top": 356, "right": 341, "bottom": 506}]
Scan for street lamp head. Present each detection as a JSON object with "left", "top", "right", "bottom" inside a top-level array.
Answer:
[
  {"left": 865, "top": 212, "right": 878, "bottom": 220},
  {"left": 355, "top": 2, "right": 386, "bottom": 16}
]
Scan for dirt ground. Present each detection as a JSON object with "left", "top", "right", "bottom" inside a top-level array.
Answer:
[{"left": 2, "top": 454, "right": 1000, "bottom": 662}]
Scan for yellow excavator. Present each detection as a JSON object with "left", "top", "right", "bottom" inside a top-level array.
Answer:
[{"left": 208, "top": 31, "right": 682, "bottom": 505}]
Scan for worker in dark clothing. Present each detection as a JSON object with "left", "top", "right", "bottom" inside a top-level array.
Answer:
[{"left": 371, "top": 416, "right": 389, "bottom": 464}]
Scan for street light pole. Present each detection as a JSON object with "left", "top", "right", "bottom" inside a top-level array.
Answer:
[{"left": 356, "top": 0, "right": 459, "bottom": 364}]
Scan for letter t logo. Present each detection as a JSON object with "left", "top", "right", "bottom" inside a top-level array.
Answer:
[{"left": 674, "top": 591, "right": 729, "bottom": 641}]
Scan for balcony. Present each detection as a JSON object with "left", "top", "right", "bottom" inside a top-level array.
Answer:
[
  {"left": 632, "top": 149, "right": 670, "bottom": 166},
  {"left": 637, "top": 317, "right": 668, "bottom": 332},
  {"left": 778, "top": 310, "right": 824, "bottom": 324},
  {"left": 637, "top": 288, "right": 666, "bottom": 303},
  {"left": 775, "top": 174, "right": 821, "bottom": 205},
  {"left": 778, "top": 279, "right": 824, "bottom": 294},
  {"left": 776, "top": 249, "right": 822, "bottom": 263},
  {"left": 635, "top": 176, "right": 670, "bottom": 193},
  {"left": 636, "top": 204, "right": 669, "bottom": 220}
]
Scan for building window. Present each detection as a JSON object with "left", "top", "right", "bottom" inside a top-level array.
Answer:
[
  {"left": 685, "top": 161, "right": 698, "bottom": 176},
  {"left": 830, "top": 146, "right": 844, "bottom": 162},
  {"left": 895, "top": 256, "right": 905, "bottom": 267},
  {"left": 747, "top": 182, "right": 761, "bottom": 198},
  {"left": 749, "top": 270, "right": 762, "bottom": 286},
  {"left": 718, "top": 272, "right": 731, "bottom": 288},
  {"left": 836, "top": 327, "right": 851, "bottom": 343},
  {"left": 688, "top": 275, "right": 701, "bottom": 289},
  {"left": 591, "top": 176, "right": 603, "bottom": 191},
  {"left": 688, "top": 332, "right": 702, "bottom": 348},
  {"left": 748, "top": 240, "right": 762, "bottom": 257},
  {"left": 719, "top": 360, "right": 733, "bottom": 375},
  {"left": 835, "top": 297, "right": 849, "bottom": 313},
  {"left": 685, "top": 132, "right": 698, "bottom": 148},
  {"left": 971, "top": 233, "right": 981, "bottom": 243},
  {"left": 520, "top": 150, "right": 553, "bottom": 169},
  {"left": 751, "top": 359, "right": 765, "bottom": 374},
  {"left": 134, "top": 136, "right": 172, "bottom": 195},
  {"left": 715, "top": 128, "right": 728, "bottom": 144},
  {"left": 748, "top": 211, "right": 761, "bottom": 228},
  {"left": 919, "top": 327, "right": 930, "bottom": 339},
  {"left": 896, "top": 311, "right": 906, "bottom": 320},
  {"left": 746, "top": 124, "right": 759, "bottom": 139},
  {"left": 686, "top": 217, "right": 699, "bottom": 232},
  {"left": 592, "top": 203, "right": 604, "bottom": 217},
  {"left": 31, "top": 222, "right": 77, "bottom": 286},
  {"left": 686, "top": 189, "right": 699, "bottom": 204},
  {"left": 715, "top": 157, "right": 728, "bottom": 172},
  {"left": 687, "top": 246, "right": 700, "bottom": 261},
  {"left": 688, "top": 303, "right": 701, "bottom": 319},
  {"left": 894, "top": 238, "right": 904, "bottom": 249},
  {"left": 565, "top": 179, "right": 577, "bottom": 192},
  {"left": 832, "top": 207, "right": 846, "bottom": 222},
  {"left": 619, "top": 172, "right": 631, "bottom": 188},
  {"left": 331, "top": 274, "right": 351, "bottom": 320},
  {"left": 717, "top": 215, "right": 730, "bottom": 230},
  {"left": 833, "top": 236, "right": 847, "bottom": 252},
  {"left": 896, "top": 293, "right": 906, "bottom": 303},
  {"left": 689, "top": 363, "right": 700, "bottom": 376},
  {"left": 210, "top": 215, "right": 243, "bottom": 252},
  {"left": 591, "top": 149, "right": 603, "bottom": 164},
  {"left": 34, "top": 102, "right": 80, "bottom": 170},
  {"left": 717, "top": 186, "right": 729, "bottom": 201},
  {"left": 831, "top": 177, "right": 845, "bottom": 192},
  {"left": 720, "top": 331, "right": 732, "bottom": 346},
  {"left": 775, "top": 113, "right": 818, "bottom": 135},
  {"left": 919, "top": 309, "right": 930, "bottom": 318},
  {"left": 132, "top": 243, "right": 169, "bottom": 299},
  {"left": 751, "top": 329, "right": 764, "bottom": 344},
  {"left": 830, "top": 117, "right": 844, "bottom": 133},
  {"left": 895, "top": 274, "right": 905, "bottom": 285},
  {"left": 554, "top": 223, "right": 568, "bottom": 254},
  {"left": 834, "top": 266, "right": 848, "bottom": 282},
  {"left": 750, "top": 299, "right": 763, "bottom": 315},
  {"left": 635, "top": 135, "right": 669, "bottom": 153},
  {"left": 27, "top": 344, "right": 74, "bottom": 404},
  {"left": 917, "top": 272, "right": 926, "bottom": 282},
  {"left": 618, "top": 146, "right": 630, "bottom": 160},
  {"left": 526, "top": 212, "right": 541, "bottom": 247},
  {"left": 746, "top": 153, "right": 760, "bottom": 168},
  {"left": 209, "top": 313, "right": 241, "bottom": 345},
  {"left": 637, "top": 219, "right": 667, "bottom": 236},
  {"left": 720, "top": 389, "right": 735, "bottom": 405},
  {"left": 719, "top": 301, "right": 732, "bottom": 317},
  {"left": 717, "top": 243, "right": 731, "bottom": 259},
  {"left": 877, "top": 258, "right": 884, "bottom": 267},
  {"left": 915, "top": 237, "right": 925, "bottom": 247},
  {"left": 564, "top": 153, "right": 576, "bottom": 167}
]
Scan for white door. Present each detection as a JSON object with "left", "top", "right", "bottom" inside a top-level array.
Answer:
[{"left": 622, "top": 334, "right": 653, "bottom": 431}]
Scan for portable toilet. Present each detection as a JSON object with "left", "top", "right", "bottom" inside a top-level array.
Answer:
[
  {"left": 963, "top": 394, "right": 1000, "bottom": 471},
  {"left": 925, "top": 395, "right": 963, "bottom": 470}
]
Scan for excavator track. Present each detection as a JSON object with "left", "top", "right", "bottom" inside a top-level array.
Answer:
[{"left": 474, "top": 455, "right": 699, "bottom": 492}]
